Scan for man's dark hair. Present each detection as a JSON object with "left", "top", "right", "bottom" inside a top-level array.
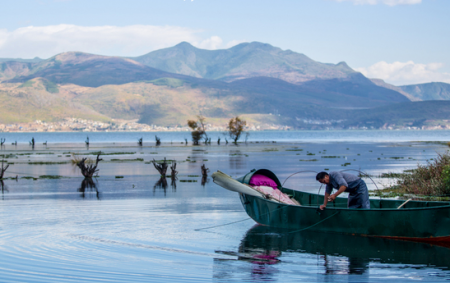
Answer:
[{"left": 316, "top": 172, "right": 329, "bottom": 181}]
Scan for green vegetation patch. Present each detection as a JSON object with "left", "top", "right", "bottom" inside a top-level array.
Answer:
[
  {"left": 341, "top": 163, "right": 351, "bottom": 167},
  {"left": 187, "top": 175, "right": 200, "bottom": 177},
  {"left": 299, "top": 159, "right": 318, "bottom": 162},
  {"left": 378, "top": 172, "right": 410, "bottom": 178},
  {"left": 321, "top": 156, "right": 340, "bottom": 158},
  {"left": 286, "top": 149, "right": 303, "bottom": 151},
  {"left": 19, "top": 80, "right": 35, "bottom": 88},
  {"left": 145, "top": 160, "right": 174, "bottom": 164},
  {"left": 72, "top": 152, "right": 135, "bottom": 156},
  {"left": 110, "top": 158, "right": 144, "bottom": 162},
  {"left": 28, "top": 161, "right": 70, "bottom": 165},
  {"left": 39, "top": 175, "right": 65, "bottom": 179},
  {"left": 262, "top": 148, "right": 278, "bottom": 152},
  {"left": 42, "top": 80, "right": 59, "bottom": 93},
  {"left": 0, "top": 154, "right": 16, "bottom": 158},
  {"left": 179, "top": 180, "right": 198, "bottom": 182},
  {"left": 383, "top": 152, "right": 450, "bottom": 197},
  {"left": 389, "top": 157, "right": 404, "bottom": 160},
  {"left": 149, "top": 77, "right": 184, "bottom": 88}
]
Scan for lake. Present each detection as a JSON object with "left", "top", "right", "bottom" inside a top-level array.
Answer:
[{"left": 0, "top": 131, "right": 449, "bottom": 282}]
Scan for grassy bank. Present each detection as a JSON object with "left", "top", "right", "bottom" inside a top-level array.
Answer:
[{"left": 376, "top": 151, "right": 450, "bottom": 200}]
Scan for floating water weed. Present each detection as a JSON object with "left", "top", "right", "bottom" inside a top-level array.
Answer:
[
  {"left": 28, "top": 161, "right": 70, "bottom": 165},
  {"left": 39, "top": 175, "right": 64, "bottom": 179},
  {"left": 110, "top": 158, "right": 144, "bottom": 162}
]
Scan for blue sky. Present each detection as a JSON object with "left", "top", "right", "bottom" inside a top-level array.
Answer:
[{"left": 0, "top": 0, "right": 449, "bottom": 85}]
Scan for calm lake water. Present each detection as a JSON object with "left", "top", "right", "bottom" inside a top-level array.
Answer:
[
  {"left": 2, "top": 129, "right": 450, "bottom": 144},
  {"left": 0, "top": 131, "right": 449, "bottom": 282}
]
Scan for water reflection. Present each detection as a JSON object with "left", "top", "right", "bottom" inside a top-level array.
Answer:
[
  {"left": 229, "top": 150, "right": 246, "bottom": 170},
  {"left": 214, "top": 224, "right": 450, "bottom": 280},
  {"left": 78, "top": 178, "right": 100, "bottom": 199},
  {"left": 1, "top": 181, "right": 8, "bottom": 199}
]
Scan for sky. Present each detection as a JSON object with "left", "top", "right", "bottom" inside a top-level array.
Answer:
[{"left": 0, "top": 0, "right": 449, "bottom": 86}]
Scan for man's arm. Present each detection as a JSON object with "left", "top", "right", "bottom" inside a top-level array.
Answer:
[
  {"left": 328, "top": 185, "right": 347, "bottom": 202},
  {"left": 320, "top": 192, "right": 331, "bottom": 210}
]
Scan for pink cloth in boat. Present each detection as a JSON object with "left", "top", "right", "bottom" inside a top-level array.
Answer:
[
  {"left": 249, "top": 174, "right": 278, "bottom": 189},
  {"left": 252, "top": 185, "right": 298, "bottom": 205}
]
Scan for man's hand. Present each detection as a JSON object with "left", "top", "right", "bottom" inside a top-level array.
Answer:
[
  {"left": 328, "top": 194, "right": 337, "bottom": 202},
  {"left": 319, "top": 204, "right": 326, "bottom": 210}
]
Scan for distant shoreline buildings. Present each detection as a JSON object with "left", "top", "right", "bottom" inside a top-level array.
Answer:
[
  {"left": 0, "top": 118, "right": 292, "bottom": 133},
  {"left": 0, "top": 117, "right": 449, "bottom": 132}
]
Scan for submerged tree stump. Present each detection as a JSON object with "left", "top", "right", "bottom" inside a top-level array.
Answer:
[
  {"left": 0, "top": 138, "right": 5, "bottom": 146},
  {"left": 155, "top": 136, "right": 161, "bottom": 146},
  {"left": 138, "top": 137, "right": 143, "bottom": 146},
  {"left": 0, "top": 160, "right": 10, "bottom": 179},
  {"left": 77, "top": 152, "right": 102, "bottom": 178},
  {"left": 152, "top": 158, "right": 169, "bottom": 177}
]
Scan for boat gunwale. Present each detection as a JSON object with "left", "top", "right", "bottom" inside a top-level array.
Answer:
[{"left": 246, "top": 191, "right": 450, "bottom": 212}]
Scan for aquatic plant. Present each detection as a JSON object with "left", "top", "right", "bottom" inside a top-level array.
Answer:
[
  {"left": 110, "top": 158, "right": 144, "bottom": 162},
  {"left": 28, "top": 161, "right": 70, "bottom": 165},
  {"left": 39, "top": 175, "right": 65, "bottom": 179},
  {"left": 386, "top": 152, "right": 450, "bottom": 196}
]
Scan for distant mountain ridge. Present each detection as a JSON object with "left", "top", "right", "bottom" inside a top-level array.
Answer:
[
  {"left": 0, "top": 41, "right": 447, "bottom": 129},
  {"left": 399, "top": 82, "right": 450, "bottom": 101},
  {"left": 132, "top": 42, "right": 356, "bottom": 84}
]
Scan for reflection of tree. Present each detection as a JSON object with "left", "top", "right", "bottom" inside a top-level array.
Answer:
[
  {"left": 78, "top": 178, "right": 100, "bottom": 199},
  {"left": 153, "top": 177, "right": 168, "bottom": 196},
  {"left": 201, "top": 175, "right": 209, "bottom": 187},
  {"left": 171, "top": 177, "right": 177, "bottom": 191},
  {"left": 1, "top": 180, "right": 8, "bottom": 195},
  {"left": 229, "top": 150, "right": 246, "bottom": 170}
]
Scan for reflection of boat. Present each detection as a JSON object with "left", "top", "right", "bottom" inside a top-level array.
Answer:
[
  {"left": 237, "top": 225, "right": 450, "bottom": 268},
  {"left": 212, "top": 169, "right": 450, "bottom": 245}
]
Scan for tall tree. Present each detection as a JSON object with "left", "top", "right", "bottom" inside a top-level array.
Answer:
[
  {"left": 187, "top": 116, "right": 207, "bottom": 145},
  {"left": 228, "top": 116, "right": 247, "bottom": 144}
]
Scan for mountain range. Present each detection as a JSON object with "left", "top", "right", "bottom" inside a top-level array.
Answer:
[{"left": 0, "top": 42, "right": 449, "bottom": 129}]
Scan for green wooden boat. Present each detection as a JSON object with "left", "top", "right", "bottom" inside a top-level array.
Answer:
[{"left": 214, "top": 169, "right": 450, "bottom": 245}]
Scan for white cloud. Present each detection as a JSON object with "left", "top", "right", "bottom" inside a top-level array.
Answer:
[
  {"left": 355, "top": 61, "right": 450, "bottom": 85},
  {"left": 0, "top": 24, "right": 242, "bottom": 59},
  {"left": 330, "top": 0, "right": 421, "bottom": 6}
]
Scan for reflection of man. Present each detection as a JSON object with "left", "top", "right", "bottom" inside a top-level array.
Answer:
[{"left": 316, "top": 171, "right": 370, "bottom": 210}]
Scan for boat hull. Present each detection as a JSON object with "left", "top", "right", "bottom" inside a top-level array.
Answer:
[{"left": 232, "top": 169, "right": 450, "bottom": 243}]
